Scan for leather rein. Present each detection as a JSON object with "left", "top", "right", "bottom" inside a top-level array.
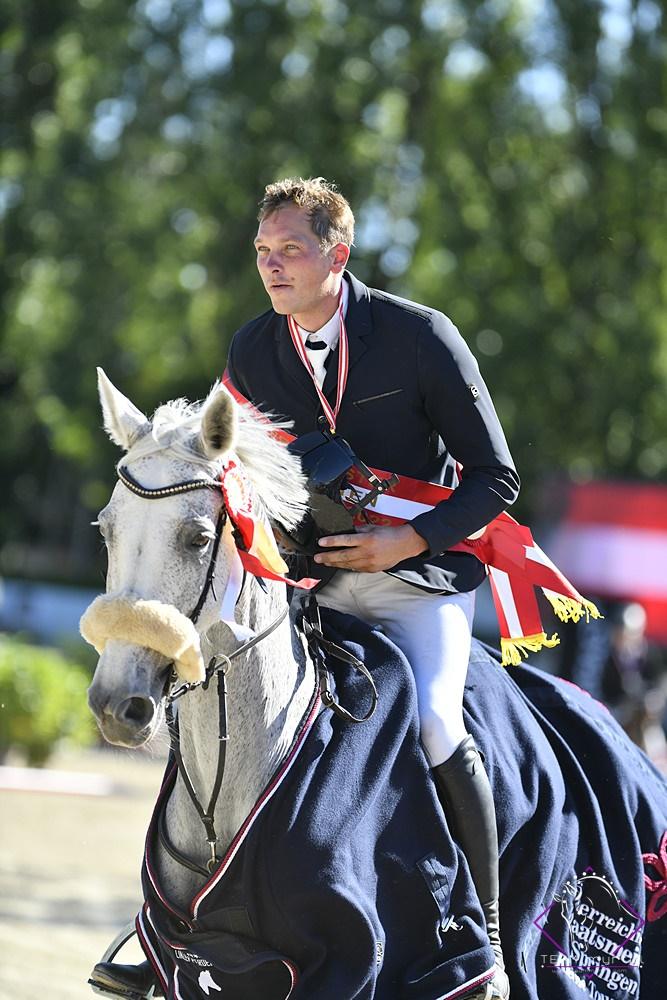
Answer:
[{"left": 115, "top": 463, "right": 377, "bottom": 877}]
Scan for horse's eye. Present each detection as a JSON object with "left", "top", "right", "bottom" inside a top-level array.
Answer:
[{"left": 191, "top": 533, "right": 212, "bottom": 550}]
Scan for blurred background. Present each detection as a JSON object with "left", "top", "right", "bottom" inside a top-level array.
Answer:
[{"left": 1, "top": 0, "right": 666, "bottom": 995}]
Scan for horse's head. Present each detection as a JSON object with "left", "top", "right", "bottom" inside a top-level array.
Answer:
[{"left": 83, "top": 369, "right": 307, "bottom": 748}]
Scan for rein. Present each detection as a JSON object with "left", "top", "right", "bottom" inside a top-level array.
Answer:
[
  {"left": 116, "top": 461, "right": 376, "bottom": 876},
  {"left": 163, "top": 605, "right": 289, "bottom": 877}
]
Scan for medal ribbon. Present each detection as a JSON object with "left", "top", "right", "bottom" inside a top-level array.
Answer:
[{"left": 286, "top": 291, "right": 348, "bottom": 432}]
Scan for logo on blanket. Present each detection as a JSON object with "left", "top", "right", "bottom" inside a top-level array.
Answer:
[
  {"left": 534, "top": 869, "right": 644, "bottom": 999},
  {"left": 198, "top": 969, "right": 222, "bottom": 995}
]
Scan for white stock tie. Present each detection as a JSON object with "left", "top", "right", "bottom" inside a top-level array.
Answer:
[{"left": 305, "top": 335, "right": 330, "bottom": 389}]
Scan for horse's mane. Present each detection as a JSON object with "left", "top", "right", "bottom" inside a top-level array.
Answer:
[{"left": 122, "top": 390, "right": 309, "bottom": 531}]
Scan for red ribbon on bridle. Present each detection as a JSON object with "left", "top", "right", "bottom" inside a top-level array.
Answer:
[{"left": 220, "top": 456, "right": 317, "bottom": 590}]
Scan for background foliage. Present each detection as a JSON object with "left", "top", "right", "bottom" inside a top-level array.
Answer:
[
  {"left": 0, "top": 634, "right": 95, "bottom": 763},
  {"left": 2, "top": 0, "right": 666, "bottom": 585}
]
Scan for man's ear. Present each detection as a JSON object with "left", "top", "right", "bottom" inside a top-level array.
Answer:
[{"left": 329, "top": 242, "right": 350, "bottom": 273}]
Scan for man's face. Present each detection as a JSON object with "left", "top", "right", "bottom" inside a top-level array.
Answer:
[{"left": 253, "top": 204, "right": 348, "bottom": 324}]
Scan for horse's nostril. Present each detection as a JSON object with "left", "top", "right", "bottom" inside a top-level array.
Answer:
[{"left": 116, "top": 696, "right": 154, "bottom": 729}]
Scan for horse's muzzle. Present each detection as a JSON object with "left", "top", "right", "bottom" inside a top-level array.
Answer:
[{"left": 87, "top": 684, "right": 160, "bottom": 748}]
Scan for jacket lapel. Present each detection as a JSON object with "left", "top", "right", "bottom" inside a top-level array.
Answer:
[
  {"left": 274, "top": 314, "right": 320, "bottom": 400},
  {"left": 322, "top": 271, "right": 373, "bottom": 401}
]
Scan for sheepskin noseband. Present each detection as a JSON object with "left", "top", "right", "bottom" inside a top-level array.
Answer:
[{"left": 80, "top": 593, "right": 205, "bottom": 683}]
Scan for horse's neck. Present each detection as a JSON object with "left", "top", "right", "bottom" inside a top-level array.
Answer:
[{"left": 159, "top": 582, "right": 314, "bottom": 908}]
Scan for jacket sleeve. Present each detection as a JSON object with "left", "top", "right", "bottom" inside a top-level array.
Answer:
[{"left": 409, "top": 313, "right": 520, "bottom": 555}]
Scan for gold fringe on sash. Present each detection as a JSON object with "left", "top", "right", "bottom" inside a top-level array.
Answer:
[
  {"left": 501, "top": 596, "right": 602, "bottom": 667},
  {"left": 544, "top": 593, "right": 603, "bottom": 625},
  {"left": 501, "top": 632, "right": 561, "bottom": 667}
]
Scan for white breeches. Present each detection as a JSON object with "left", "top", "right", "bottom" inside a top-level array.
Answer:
[{"left": 317, "top": 571, "right": 474, "bottom": 767}]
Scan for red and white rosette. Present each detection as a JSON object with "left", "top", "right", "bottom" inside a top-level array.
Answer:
[
  {"left": 220, "top": 457, "right": 256, "bottom": 553},
  {"left": 220, "top": 456, "right": 317, "bottom": 589}
]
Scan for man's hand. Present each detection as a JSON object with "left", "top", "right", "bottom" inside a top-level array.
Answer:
[{"left": 313, "top": 524, "right": 428, "bottom": 573}]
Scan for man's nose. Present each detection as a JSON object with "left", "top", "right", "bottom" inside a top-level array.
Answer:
[{"left": 260, "top": 251, "right": 280, "bottom": 272}]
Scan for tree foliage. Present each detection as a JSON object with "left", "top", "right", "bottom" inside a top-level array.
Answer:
[
  {"left": 1, "top": 0, "right": 665, "bottom": 583},
  {"left": 0, "top": 633, "right": 95, "bottom": 764}
]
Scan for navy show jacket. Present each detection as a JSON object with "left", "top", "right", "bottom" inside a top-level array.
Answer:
[{"left": 226, "top": 271, "right": 520, "bottom": 594}]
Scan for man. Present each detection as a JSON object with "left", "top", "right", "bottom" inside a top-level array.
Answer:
[{"left": 226, "top": 177, "right": 519, "bottom": 998}]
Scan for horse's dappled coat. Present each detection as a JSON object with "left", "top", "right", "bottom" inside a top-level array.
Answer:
[{"left": 136, "top": 611, "right": 667, "bottom": 1000}]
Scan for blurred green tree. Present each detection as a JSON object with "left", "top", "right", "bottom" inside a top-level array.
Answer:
[
  {"left": 1, "top": 0, "right": 665, "bottom": 584},
  {"left": 0, "top": 633, "right": 95, "bottom": 764}
]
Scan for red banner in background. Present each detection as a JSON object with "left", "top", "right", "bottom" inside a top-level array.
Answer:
[{"left": 548, "top": 481, "right": 667, "bottom": 644}]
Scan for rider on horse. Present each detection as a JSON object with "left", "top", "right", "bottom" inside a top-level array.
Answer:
[{"left": 224, "top": 176, "right": 519, "bottom": 998}]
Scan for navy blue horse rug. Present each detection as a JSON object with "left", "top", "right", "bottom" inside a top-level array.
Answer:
[
  {"left": 465, "top": 641, "right": 667, "bottom": 999},
  {"left": 136, "top": 610, "right": 667, "bottom": 1000}
]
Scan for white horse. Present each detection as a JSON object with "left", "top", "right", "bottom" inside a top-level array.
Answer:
[{"left": 83, "top": 371, "right": 667, "bottom": 1000}]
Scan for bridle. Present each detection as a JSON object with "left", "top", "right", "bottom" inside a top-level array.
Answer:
[
  {"left": 117, "top": 464, "right": 229, "bottom": 631},
  {"left": 117, "top": 463, "right": 290, "bottom": 874},
  {"left": 115, "top": 461, "right": 377, "bottom": 877}
]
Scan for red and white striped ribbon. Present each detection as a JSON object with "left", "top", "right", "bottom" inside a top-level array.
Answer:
[
  {"left": 286, "top": 292, "right": 349, "bottom": 432},
  {"left": 221, "top": 373, "right": 600, "bottom": 665}
]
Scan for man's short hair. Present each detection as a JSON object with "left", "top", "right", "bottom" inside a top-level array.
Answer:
[{"left": 258, "top": 177, "right": 355, "bottom": 250}]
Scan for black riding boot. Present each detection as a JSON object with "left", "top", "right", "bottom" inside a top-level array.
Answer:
[
  {"left": 89, "top": 959, "right": 162, "bottom": 999},
  {"left": 433, "top": 735, "right": 509, "bottom": 999}
]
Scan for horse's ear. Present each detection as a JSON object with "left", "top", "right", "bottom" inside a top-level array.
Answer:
[
  {"left": 97, "top": 367, "right": 150, "bottom": 450},
  {"left": 199, "top": 383, "right": 237, "bottom": 459}
]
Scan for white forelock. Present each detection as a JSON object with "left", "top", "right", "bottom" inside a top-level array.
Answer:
[{"left": 122, "top": 384, "right": 308, "bottom": 531}]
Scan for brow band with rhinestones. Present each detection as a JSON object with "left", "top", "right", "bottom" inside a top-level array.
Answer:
[{"left": 117, "top": 465, "right": 220, "bottom": 499}]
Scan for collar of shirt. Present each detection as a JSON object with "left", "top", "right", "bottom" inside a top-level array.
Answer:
[{"left": 295, "top": 278, "right": 349, "bottom": 351}]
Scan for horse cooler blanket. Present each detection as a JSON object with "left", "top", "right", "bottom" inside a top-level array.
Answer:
[{"left": 136, "top": 610, "right": 667, "bottom": 1000}]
